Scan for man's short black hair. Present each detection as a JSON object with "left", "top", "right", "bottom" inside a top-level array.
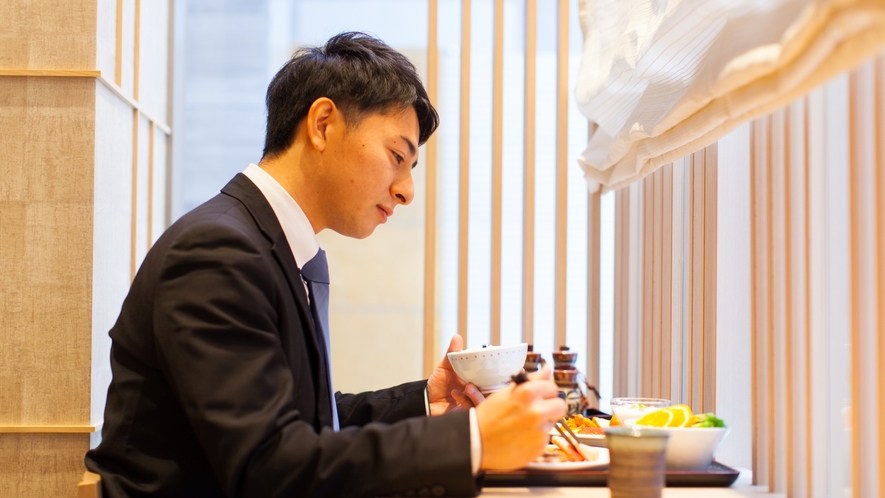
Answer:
[{"left": 262, "top": 32, "right": 439, "bottom": 159}]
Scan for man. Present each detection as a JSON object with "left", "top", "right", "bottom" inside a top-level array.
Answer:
[{"left": 85, "top": 32, "right": 565, "bottom": 497}]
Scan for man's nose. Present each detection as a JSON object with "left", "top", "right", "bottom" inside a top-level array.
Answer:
[{"left": 393, "top": 171, "right": 414, "bottom": 206}]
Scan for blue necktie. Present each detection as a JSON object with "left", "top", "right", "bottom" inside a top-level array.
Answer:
[{"left": 300, "top": 249, "right": 339, "bottom": 430}]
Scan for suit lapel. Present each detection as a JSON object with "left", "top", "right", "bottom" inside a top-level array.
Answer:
[{"left": 220, "top": 174, "right": 333, "bottom": 426}]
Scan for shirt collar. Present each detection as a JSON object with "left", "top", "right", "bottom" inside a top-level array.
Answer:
[{"left": 241, "top": 163, "right": 319, "bottom": 269}]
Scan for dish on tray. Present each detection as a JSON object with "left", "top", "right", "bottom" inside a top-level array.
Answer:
[
  {"left": 548, "top": 413, "right": 611, "bottom": 447},
  {"left": 548, "top": 428, "right": 606, "bottom": 446},
  {"left": 525, "top": 447, "right": 610, "bottom": 471}
]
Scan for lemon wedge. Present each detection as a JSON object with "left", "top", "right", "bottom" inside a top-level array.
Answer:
[
  {"left": 667, "top": 404, "right": 693, "bottom": 428},
  {"left": 635, "top": 409, "right": 673, "bottom": 427}
]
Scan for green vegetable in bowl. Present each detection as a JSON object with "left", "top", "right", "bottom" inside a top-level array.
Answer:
[{"left": 689, "top": 413, "right": 726, "bottom": 428}]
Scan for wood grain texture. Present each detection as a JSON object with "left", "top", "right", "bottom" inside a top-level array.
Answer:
[
  {"left": 749, "top": 119, "right": 770, "bottom": 486},
  {"left": 613, "top": 189, "right": 627, "bottom": 396},
  {"left": 553, "top": 0, "right": 568, "bottom": 349},
  {"left": 0, "top": 0, "right": 96, "bottom": 70},
  {"left": 641, "top": 175, "right": 652, "bottom": 396},
  {"left": 652, "top": 170, "right": 662, "bottom": 397},
  {"left": 848, "top": 59, "right": 881, "bottom": 498},
  {"left": 0, "top": 69, "right": 100, "bottom": 77},
  {"left": 661, "top": 164, "right": 673, "bottom": 400},
  {"left": 490, "top": 0, "right": 504, "bottom": 346},
  {"left": 0, "top": 425, "right": 96, "bottom": 433},
  {"left": 458, "top": 0, "right": 471, "bottom": 344},
  {"left": 522, "top": 0, "right": 537, "bottom": 346},
  {"left": 702, "top": 144, "right": 717, "bottom": 414},
  {"left": 689, "top": 150, "right": 704, "bottom": 411},
  {"left": 422, "top": 0, "right": 438, "bottom": 379},
  {"left": 0, "top": 433, "right": 90, "bottom": 498},
  {"left": 0, "top": 77, "right": 95, "bottom": 426},
  {"left": 875, "top": 56, "right": 885, "bottom": 498},
  {"left": 586, "top": 190, "right": 601, "bottom": 392}
]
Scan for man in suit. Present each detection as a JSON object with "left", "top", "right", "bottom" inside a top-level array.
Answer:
[{"left": 85, "top": 32, "right": 566, "bottom": 497}]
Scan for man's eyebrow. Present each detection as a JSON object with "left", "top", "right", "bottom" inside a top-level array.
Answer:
[{"left": 400, "top": 135, "right": 417, "bottom": 156}]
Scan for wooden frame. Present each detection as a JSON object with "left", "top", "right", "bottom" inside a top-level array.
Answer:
[
  {"left": 522, "top": 0, "right": 537, "bottom": 346},
  {"left": 457, "top": 0, "right": 471, "bottom": 344},
  {"left": 422, "top": 0, "right": 439, "bottom": 377}
]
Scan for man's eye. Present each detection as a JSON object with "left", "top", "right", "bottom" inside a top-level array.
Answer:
[{"left": 394, "top": 153, "right": 404, "bottom": 163}]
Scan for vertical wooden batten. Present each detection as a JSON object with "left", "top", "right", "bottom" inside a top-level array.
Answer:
[
  {"left": 423, "top": 0, "right": 439, "bottom": 377},
  {"left": 553, "top": 0, "right": 568, "bottom": 348},
  {"left": 652, "top": 169, "right": 663, "bottom": 398},
  {"left": 876, "top": 57, "right": 885, "bottom": 496},
  {"left": 130, "top": 109, "right": 140, "bottom": 281},
  {"left": 458, "top": 0, "right": 471, "bottom": 344},
  {"left": 749, "top": 118, "right": 769, "bottom": 486},
  {"left": 689, "top": 151, "right": 704, "bottom": 410},
  {"left": 116, "top": 0, "right": 123, "bottom": 86},
  {"left": 642, "top": 172, "right": 653, "bottom": 396},
  {"left": 613, "top": 189, "right": 627, "bottom": 396},
  {"left": 702, "top": 144, "right": 717, "bottom": 413},
  {"left": 490, "top": 0, "right": 504, "bottom": 346},
  {"left": 586, "top": 187, "right": 601, "bottom": 392},
  {"left": 669, "top": 161, "right": 684, "bottom": 404},
  {"left": 522, "top": 0, "right": 537, "bottom": 346},
  {"left": 133, "top": 0, "right": 141, "bottom": 101},
  {"left": 147, "top": 121, "right": 155, "bottom": 250},
  {"left": 848, "top": 60, "right": 881, "bottom": 498},
  {"left": 661, "top": 164, "right": 673, "bottom": 400}
]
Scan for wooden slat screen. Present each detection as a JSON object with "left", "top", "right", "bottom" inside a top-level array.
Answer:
[
  {"left": 423, "top": 0, "right": 595, "bottom": 382},
  {"left": 748, "top": 53, "right": 885, "bottom": 497},
  {"left": 616, "top": 148, "right": 717, "bottom": 415}
]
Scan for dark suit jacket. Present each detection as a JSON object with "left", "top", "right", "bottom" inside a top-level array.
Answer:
[{"left": 85, "top": 174, "right": 479, "bottom": 497}]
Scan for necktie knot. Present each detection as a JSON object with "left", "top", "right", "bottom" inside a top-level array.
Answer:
[{"left": 301, "top": 249, "right": 329, "bottom": 284}]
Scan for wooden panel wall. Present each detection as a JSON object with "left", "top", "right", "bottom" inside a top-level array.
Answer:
[
  {"left": 748, "top": 53, "right": 885, "bottom": 497},
  {"left": 0, "top": 1, "right": 172, "bottom": 496},
  {"left": 614, "top": 145, "right": 718, "bottom": 414}
]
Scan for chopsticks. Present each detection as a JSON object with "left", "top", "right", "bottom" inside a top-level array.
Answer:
[{"left": 510, "top": 372, "right": 585, "bottom": 461}]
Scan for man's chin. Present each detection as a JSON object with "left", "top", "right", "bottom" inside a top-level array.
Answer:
[{"left": 331, "top": 224, "right": 377, "bottom": 240}]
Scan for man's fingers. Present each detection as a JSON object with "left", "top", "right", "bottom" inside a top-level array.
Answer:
[
  {"left": 451, "top": 389, "right": 473, "bottom": 410},
  {"left": 511, "top": 375, "right": 560, "bottom": 400},
  {"left": 438, "top": 334, "right": 464, "bottom": 370},
  {"left": 463, "top": 384, "right": 486, "bottom": 406},
  {"left": 535, "top": 396, "right": 568, "bottom": 422},
  {"left": 527, "top": 364, "right": 552, "bottom": 381},
  {"left": 446, "top": 334, "right": 464, "bottom": 354}
]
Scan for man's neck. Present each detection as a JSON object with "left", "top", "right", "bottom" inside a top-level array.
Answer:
[{"left": 257, "top": 147, "right": 323, "bottom": 234}]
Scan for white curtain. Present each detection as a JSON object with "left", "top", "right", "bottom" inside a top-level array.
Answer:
[{"left": 575, "top": 0, "right": 885, "bottom": 192}]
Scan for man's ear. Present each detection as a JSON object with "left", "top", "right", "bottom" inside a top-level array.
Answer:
[{"left": 306, "top": 97, "right": 338, "bottom": 152}]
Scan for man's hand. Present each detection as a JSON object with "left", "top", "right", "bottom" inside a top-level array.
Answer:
[
  {"left": 475, "top": 366, "right": 566, "bottom": 470},
  {"left": 427, "top": 335, "right": 486, "bottom": 415}
]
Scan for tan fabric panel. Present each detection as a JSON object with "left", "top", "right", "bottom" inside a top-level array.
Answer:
[
  {"left": 0, "top": 77, "right": 96, "bottom": 425},
  {"left": 0, "top": 434, "right": 90, "bottom": 498},
  {"left": 0, "top": 1, "right": 97, "bottom": 69}
]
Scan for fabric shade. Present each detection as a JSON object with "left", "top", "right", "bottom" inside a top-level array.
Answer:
[{"left": 575, "top": 0, "right": 885, "bottom": 192}]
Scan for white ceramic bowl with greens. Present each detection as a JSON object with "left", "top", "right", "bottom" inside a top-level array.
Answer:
[{"left": 634, "top": 425, "right": 730, "bottom": 470}]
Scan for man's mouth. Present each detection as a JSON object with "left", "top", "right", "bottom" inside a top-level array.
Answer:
[{"left": 377, "top": 205, "right": 390, "bottom": 222}]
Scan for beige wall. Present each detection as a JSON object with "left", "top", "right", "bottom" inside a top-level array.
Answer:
[{"left": 0, "top": 1, "right": 172, "bottom": 496}]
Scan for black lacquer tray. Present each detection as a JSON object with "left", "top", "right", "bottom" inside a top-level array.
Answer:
[{"left": 484, "top": 461, "right": 740, "bottom": 488}]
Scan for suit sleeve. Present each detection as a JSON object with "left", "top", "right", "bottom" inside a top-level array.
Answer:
[
  {"left": 335, "top": 380, "right": 428, "bottom": 427},
  {"left": 152, "top": 220, "right": 479, "bottom": 498}
]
